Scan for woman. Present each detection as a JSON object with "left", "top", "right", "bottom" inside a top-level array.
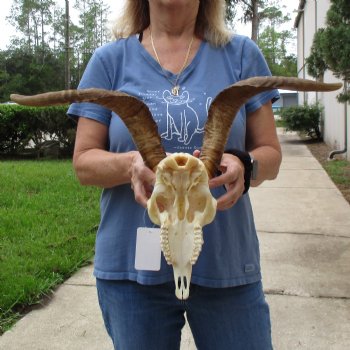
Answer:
[{"left": 68, "top": 0, "right": 281, "bottom": 349}]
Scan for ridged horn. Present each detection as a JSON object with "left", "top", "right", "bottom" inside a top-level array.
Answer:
[
  {"left": 200, "top": 76, "right": 343, "bottom": 179},
  {"left": 10, "top": 89, "right": 167, "bottom": 171}
]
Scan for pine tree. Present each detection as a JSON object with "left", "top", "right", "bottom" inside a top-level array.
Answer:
[{"left": 306, "top": 0, "right": 350, "bottom": 102}]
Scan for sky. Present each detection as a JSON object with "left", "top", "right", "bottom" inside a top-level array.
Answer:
[
  {"left": 0, "top": 0, "right": 124, "bottom": 49},
  {"left": 0, "top": 0, "right": 299, "bottom": 50}
]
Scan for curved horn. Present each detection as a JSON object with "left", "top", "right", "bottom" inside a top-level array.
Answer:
[
  {"left": 200, "top": 76, "right": 343, "bottom": 178},
  {"left": 11, "top": 89, "right": 167, "bottom": 171}
]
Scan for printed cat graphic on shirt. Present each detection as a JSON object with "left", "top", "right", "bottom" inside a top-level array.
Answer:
[{"left": 161, "top": 90, "right": 205, "bottom": 145}]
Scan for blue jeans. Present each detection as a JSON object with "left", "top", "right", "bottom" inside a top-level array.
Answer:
[{"left": 96, "top": 279, "right": 273, "bottom": 350}]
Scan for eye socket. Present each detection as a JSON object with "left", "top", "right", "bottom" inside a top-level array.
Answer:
[
  {"left": 156, "top": 199, "right": 165, "bottom": 213},
  {"left": 187, "top": 175, "right": 201, "bottom": 191},
  {"left": 156, "top": 194, "right": 175, "bottom": 213}
]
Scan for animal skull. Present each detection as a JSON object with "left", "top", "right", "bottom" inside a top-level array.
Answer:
[
  {"left": 10, "top": 76, "right": 342, "bottom": 300},
  {"left": 147, "top": 153, "right": 216, "bottom": 299}
]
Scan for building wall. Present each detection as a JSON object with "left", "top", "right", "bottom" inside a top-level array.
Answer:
[
  {"left": 322, "top": 71, "right": 347, "bottom": 152},
  {"left": 272, "top": 92, "right": 298, "bottom": 109},
  {"left": 295, "top": 0, "right": 348, "bottom": 159},
  {"left": 283, "top": 94, "right": 298, "bottom": 107}
]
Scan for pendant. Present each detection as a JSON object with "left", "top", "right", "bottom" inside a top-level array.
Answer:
[{"left": 172, "top": 86, "right": 180, "bottom": 96}]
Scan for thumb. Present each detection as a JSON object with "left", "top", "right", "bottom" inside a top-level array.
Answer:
[{"left": 193, "top": 149, "right": 200, "bottom": 158}]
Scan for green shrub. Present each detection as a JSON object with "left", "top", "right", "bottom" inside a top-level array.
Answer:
[
  {"left": 280, "top": 103, "right": 324, "bottom": 140},
  {"left": 0, "top": 104, "right": 76, "bottom": 157}
]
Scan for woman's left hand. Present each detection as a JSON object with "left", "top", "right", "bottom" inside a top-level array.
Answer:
[{"left": 208, "top": 153, "right": 245, "bottom": 210}]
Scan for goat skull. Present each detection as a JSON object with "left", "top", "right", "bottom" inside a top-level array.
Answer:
[
  {"left": 147, "top": 153, "right": 216, "bottom": 299},
  {"left": 10, "top": 76, "right": 342, "bottom": 300}
]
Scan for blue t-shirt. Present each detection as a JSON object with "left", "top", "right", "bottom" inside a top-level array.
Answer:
[{"left": 68, "top": 34, "right": 279, "bottom": 288}]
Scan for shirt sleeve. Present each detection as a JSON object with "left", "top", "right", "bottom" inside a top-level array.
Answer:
[
  {"left": 67, "top": 48, "right": 113, "bottom": 126},
  {"left": 240, "top": 37, "right": 280, "bottom": 115}
]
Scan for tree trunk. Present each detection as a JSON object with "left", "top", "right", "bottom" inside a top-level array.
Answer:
[
  {"left": 65, "top": 0, "right": 70, "bottom": 89},
  {"left": 251, "top": 0, "right": 259, "bottom": 42}
]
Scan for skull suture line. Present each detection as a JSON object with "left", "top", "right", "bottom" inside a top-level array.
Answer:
[
  {"left": 148, "top": 153, "right": 216, "bottom": 300},
  {"left": 10, "top": 77, "right": 342, "bottom": 300}
]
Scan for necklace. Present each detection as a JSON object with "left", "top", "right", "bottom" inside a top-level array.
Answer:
[{"left": 150, "top": 28, "right": 194, "bottom": 96}]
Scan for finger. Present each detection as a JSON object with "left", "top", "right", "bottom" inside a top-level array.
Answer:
[
  {"left": 216, "top": 182, "right": 244, "bottom": 210},
  {"left": 133, "top": 182, "right": 148, "bottom": 208},
  {"left": 145, "top": 183, "right": 154, "bottom": 198},
  {"left": 216, "top": 196, "right": 239, "bottom": 210},
  {"left": 216, "top": 192, "right": 238, "bottom": 210},
  {"left": 144, "top": 171, "right": 156, "bottom": 187},
  {"left": 132, "top": 172, "right": 155, "bottom": 207},
  {"left": 193, "top": 149, "right": 200, "bottom": 158},
  {"left": 135, "top": 166, "right": 156, "bottom": 188},
  {"left": 209, "top": 172, "right": 233, "bottom": 189}
]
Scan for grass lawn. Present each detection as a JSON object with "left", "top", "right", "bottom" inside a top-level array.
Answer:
[
  {"left": 274, "top": 119, "right": 285, "bottom": 128},
  {"left": 305, "top": 138, "right": 350, "bottom": 205},
  {"left": 324, "top": 160, "right": 350, "bottom": 186},
  {"left": 0, "top": 160, "right": 101, "bottom": 334},
  {"left": 323, "top": 159, "right": 350, "bottom": 203}
]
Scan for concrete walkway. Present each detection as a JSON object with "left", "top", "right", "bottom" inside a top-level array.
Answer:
[{"left": 1, "top": 130, "right": 350, "bottom": 350}]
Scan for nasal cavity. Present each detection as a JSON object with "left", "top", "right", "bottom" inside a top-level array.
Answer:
[{"left": 177, "top": 276, "right": 188, "bottom": 291}]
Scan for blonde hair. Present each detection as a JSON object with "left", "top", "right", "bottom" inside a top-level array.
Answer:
[{"left": 112, "top": 0, "right": 232, "bottom": 47}]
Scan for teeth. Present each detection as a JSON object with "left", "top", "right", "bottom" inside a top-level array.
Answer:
[
  {"left": 160, "top": 227, "right": 172, "bottom": 264},
  {"left": 191, "top": 228, "right": 204, "bottom": 264}
]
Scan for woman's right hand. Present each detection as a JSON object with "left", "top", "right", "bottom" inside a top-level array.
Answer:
[{"left": 130, "top": 152, "right": 156, "bottom": 208}]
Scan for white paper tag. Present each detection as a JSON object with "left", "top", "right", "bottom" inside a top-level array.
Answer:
[{"left": 135, "top": 227, "right": 161, "bottom": 271}]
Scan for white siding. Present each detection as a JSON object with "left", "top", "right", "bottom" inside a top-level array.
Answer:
[
  {"left": 323, "top": 71, "right": 346, "bottom": 152},
  {"left": 296, "top": 13, "right": 305, "bottom": 105},
  {"left": 295, "top": 0, "right": 348, "bottom": 159}
]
